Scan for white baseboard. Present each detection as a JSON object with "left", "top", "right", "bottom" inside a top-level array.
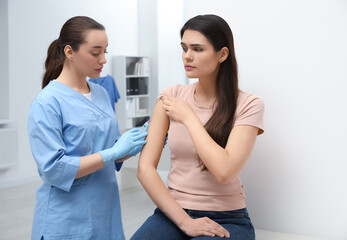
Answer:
[{"left": 255, "top": 229, "right": 325, "bottom": 240}]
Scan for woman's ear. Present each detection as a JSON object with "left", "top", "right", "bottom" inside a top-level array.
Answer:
[
  {"left": 219, "top": 47, "right": 229, "bottom": 63},
  {"left": 64, "top": 45, "right": 74, "bottom": 60}
]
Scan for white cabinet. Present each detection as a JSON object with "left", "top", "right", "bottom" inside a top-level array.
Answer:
[
  {"left": 0, "top": 128, "right": 17, "bottom": 169},
  {"left": 112, "top": 56, "right": 151, "bottom": 131}
]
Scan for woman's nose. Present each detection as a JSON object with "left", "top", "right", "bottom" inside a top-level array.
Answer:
[{"left": 184, "top": 49, "right": 193, "bottom": 61}]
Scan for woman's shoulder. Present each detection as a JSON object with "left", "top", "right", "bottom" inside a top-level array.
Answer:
[
  {"left": 160, "top": 83, "right": 195, "bottom": 98},
  {"left": 31, "top": 80, "right": 77, "bottom": 109},
  {"left": 33, "top": 82, "right": 60, "bottom": 105},
  {"left": 237, "top": 90, "right": 264, "bottom": 108},
  {"left": 29, "top": 83, "right": 62, "bottom": 117}
]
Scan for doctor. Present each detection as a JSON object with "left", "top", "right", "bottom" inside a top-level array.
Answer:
[{"left": 27, "top": 16, "right": 147, "bottom": 240}]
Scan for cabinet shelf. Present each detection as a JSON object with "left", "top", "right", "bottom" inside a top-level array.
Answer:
[
  {"left": 127, "top": 114, "right": 150, "bottom": 119},
  {"left": 0, "top": 128, "right": 17, "bottom": 169},
  {"left": 126, "top": 75, "right": 149, "bottom": 78},
  {"left": 126, "top": 94, "right": 150, "bottom": 98},
  {"left": 113, "top": 56, "right": 152, "bottom": 131}
]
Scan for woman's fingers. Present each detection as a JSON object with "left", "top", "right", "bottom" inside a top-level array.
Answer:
[
  {"left": 211, "top": 226, "right": 229, "bottom": 238},
  {"left": 220, "top": 225, "right": 230, "bottom": 238},
  {"left": 197, "top": 231, "right": 216, "bottom": 237},
  {"left": 205, "top": 218, "right": 230, "bottom": 238},
  {"left": 182, "top": 216, "right": 230, "bottom": 238},
  {"left": 198, "top": 217, "right": 230, "bottom": 238},
  {"left": 161, "top": 98, "right": 170, "bottom": 110}
]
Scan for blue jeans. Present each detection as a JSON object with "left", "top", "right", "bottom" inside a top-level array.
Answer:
[{"left": 131, "top": 208, "right": 255, "bottom": 240}]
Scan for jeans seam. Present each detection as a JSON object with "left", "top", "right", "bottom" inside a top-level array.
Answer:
[{"left": 245, "top": 217, "right": 255, "bottom": 240}]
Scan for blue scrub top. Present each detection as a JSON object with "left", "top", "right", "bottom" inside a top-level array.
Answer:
[{"left": 27, "top": 81, "right": 125, "bottom": 240}]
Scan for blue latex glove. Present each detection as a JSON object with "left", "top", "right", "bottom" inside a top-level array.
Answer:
[
  {"left": 129, "top": 121, "right": 150, "bottom": 156},
  {"left": 100, "top": 127, "right": 147, "bottom": 165}
]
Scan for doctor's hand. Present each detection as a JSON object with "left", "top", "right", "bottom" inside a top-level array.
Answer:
[
  {"left": 180, "top": 216, "right": 230, "bottom": 238},
  {"left": 162, "top": 96, "right": 195, "bottom": 124},
  {"left": 100, "top": 128, "right": 148, "bottom": 165},
  {"left": 128, "top": 123, "right": 149, "bottom": 156}
]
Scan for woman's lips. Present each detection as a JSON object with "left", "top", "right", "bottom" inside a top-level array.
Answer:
[{"left": 185, "top": 65, "right": 195, "bottom": 71}]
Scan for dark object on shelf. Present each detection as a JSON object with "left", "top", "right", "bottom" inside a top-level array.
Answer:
[
  {"left": 126, "top": 78, "right": 138, "bottom": 95},
  {"left": 138, "top": 78, "right": 147, "bottom": 95},
  {"left": 134, "top": 116, "right": 150, "bottom": 127},
  {"left": 126, "top": 78, "right": 147, "bottom": 95}
]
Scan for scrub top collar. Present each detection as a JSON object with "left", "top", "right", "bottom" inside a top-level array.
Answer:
[{"left": 50, "top": 80, "right": 112, "bottom": 118}]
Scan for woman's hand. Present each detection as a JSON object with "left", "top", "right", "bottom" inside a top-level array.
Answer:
[
  {"left": 162, "top": 96, "right": 195, "bottom": 124},
  {"left": 179, "top": 216, "right": 230, "bottom": 238}
]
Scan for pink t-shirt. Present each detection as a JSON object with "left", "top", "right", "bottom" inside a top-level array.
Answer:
[{"left": 157, "top": 83, "right": 264, "bottom": 211}]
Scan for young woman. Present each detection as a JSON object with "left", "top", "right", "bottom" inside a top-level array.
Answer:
[
  {"left": 27, "top": 16, "right": 147, "bottom": 240},
  {"left": 131, "top": 14, "right": 264, "bottom": 240}
]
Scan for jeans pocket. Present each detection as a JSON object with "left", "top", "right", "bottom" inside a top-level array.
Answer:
[{"left": 216, "top": 209, "right": 254, "bottom": 229}]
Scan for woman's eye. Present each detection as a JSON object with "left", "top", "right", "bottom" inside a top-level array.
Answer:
[
  {"left": 182, "top": 47, "right": 188, "bottom": 52},
  {"left": 92, "top": 53, "right": 99, "bottom": 56},
  {"left": 194, "top": 48, "right": 203, "bottom": 52}
]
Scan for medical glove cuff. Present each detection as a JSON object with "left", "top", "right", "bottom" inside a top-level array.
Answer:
[{"left": 99, "top": 148, "right": 120, "bottom": 165}]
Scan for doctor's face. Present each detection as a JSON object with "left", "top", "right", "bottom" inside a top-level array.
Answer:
[
  {"left": 181, "top": 30, "right": 221, "bottom": 79},
  {"left": 72, "top": 30, "right": 108, "bottom": 79}
]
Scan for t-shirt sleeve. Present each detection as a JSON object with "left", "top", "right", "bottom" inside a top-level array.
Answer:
[
  {"left": 233, "top": 96, "right": 265, "bottom": 135},
  {"left": 156, "top": 84, "right": 180, "bottom": 103}
]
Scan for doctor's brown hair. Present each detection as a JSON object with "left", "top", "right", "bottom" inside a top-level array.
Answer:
[
  {"left": 42, "top": 16, "right": 105, "bottom": 89},
  {"left": 181, "top": 15, "right": 239, "bottom": 171}
]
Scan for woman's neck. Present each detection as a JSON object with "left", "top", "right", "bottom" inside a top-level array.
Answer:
[
  {"left": 56, "top": 65, "right": 90, "bottom": 94},
  {"left": 195, "top": 77, "right": 217, "bottom": 107}
]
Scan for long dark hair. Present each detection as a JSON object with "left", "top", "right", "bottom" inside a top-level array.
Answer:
[
  {"left": 181, "top": 15, "right": 239, "bottom": 171},
  {"left": 42, "top": 16, "right": 105, "bottom": 89}
]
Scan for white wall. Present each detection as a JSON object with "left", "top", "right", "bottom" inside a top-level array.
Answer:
[
  {"left": 186, "top": 0, "right": 347, "bottom": 239},
  {"left": 138, "top": 0, "right": 186, "bottom": 111},
  {"left": 157, "top": 0, "right": 186, "bottom": 92},
  {"left": 0, "top": 0, "right": 9, "bottom": 120},
  {"left": 138, "top": 0, "right": 159, "bottom": 114},
  {"left": 137, "top": 0, "right": 185, "bottom": 172},
  {"left": 157, "top": 0, "right": 185, "bottom": 170},
  {"left": 0, "top": 0, "right": 139, "bottom": 186}
]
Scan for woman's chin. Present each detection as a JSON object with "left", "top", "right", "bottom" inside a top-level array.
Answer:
[{"left": 185, "top": 72, "right": 198, "bottom": 79}]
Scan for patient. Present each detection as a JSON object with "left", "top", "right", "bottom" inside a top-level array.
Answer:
[{"left": 131, "top": 14, "right": 264, "bottom": 240}]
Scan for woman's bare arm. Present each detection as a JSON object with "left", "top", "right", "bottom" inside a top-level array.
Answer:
[
  {"left": 162, "top": 96, "right": 259, "bottom": 184},
  {"left": 137, "top": 100, "right": 230, "bottom": 238}
]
